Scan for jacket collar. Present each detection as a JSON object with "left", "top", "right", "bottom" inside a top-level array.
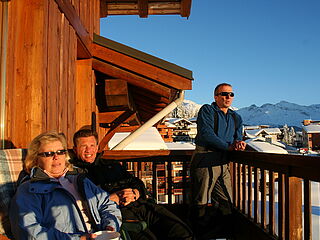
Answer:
[
  {"left": 30, "top": 167, "right": 81, "bottom": 182},
  {"left": 211, "top": 102, "right": 234, "bottom": 114}
]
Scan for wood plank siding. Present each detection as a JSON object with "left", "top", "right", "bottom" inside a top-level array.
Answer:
[
  {"left": 3, "top": 0, "right": 99, "bottom": 148},
  {"left": 1, "top": 0, "right": 192, "bottom": 150}
]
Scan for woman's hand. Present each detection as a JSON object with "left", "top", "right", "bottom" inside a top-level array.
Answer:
[{"left": 80, "top": 233, "right": 97, "bottom": 240}]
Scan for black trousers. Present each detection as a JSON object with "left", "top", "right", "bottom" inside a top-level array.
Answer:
[{"left": 121, "top": 199, "right": 193, "bottom": 240}]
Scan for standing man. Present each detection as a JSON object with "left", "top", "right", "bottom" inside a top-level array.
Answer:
[
  {"left": 71, "top": 128, "right": 193, "bottom": 240},
  {"left": 190, "top": 83, "right": 246, "bottom": 239}
]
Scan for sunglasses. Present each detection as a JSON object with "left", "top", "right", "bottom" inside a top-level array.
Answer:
[
  {"left": 38, "top": 149, "right": 67, "bottom": 157},
  {"left": 216, "top": 92, "right": 235, "bottom": 97}
]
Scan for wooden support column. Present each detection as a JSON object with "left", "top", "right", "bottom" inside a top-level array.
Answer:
[
  {"left": 76, "top": 59, "right": 94, "bottom": 131},
  {"left": 285, "top": 176, "right": 302, "bottom": 240}
]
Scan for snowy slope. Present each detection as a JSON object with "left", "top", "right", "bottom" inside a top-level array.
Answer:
[
  {"left": 178, "top": 100, "right": 320, "bottom": 127},
  {"left": 236, "top": 101, "right": 320, "bottom": 127}
]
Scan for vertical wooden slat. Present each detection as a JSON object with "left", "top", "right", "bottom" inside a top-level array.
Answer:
[
  {"left": 47, "top": 0, "right": 60, "bottom": 131},
  {"left": 67, "top": 25, "right": 76, "bottom": 146},
  {"left": 248, "top": 165, "right": 253, "bottom": 218},
  {"left": 285, "top": 176, "right": 303, "bottom": 240},
  {"left": 59, "top": 13, "right": 68, "bottom": 136},
  {"left": 167, "top": 160, "right": 173, "bottom": 204},
  {"left": 152, "top": 161, "right": 158, "bottom": 202},
  {"left": 182, "top": 160, "right": 188, "bottom": 204},
  {"left": 237, "top": 163, "right": 241, "bottom": 210},
  {"left": 232, "top": 162, "right": 238, "bottom": 208},
  {"left": 93, "top": 0, "right": 100, "bottom": 34},
  {"left": 304, "top": 179, "right": 311, "bottom": 240},
  {"left": 242, "top": 164, "right": 246, "bottom": 214},
  {"left": 278, "top": 173, "right": 285, "bottom": 239},
  {"left": 269, "top": 171, "right": 275, "bottom": 235},
  {"left": 254, "top": 167, "right": 259, "bottom": 223},
  {"left": 261, "top": 169, "right": 266, "bottom": 227}
]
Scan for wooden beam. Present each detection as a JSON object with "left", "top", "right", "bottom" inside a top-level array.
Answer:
[
  {"left": 92, "top": 59, "right": 172, "bottom": 98},
  {"left": 100, "top": 0, "right": 108, "bottom": 18},
  {"left": 105, "top": 79, "right": 133, "bottom": 109},
  {"left": 98, "top": 110, "right": 136, "bottom": 152},
  {"left": 55, "top": 0, "right": 91, "bottom": 58},
  {"left": 103, "top": 2, "right": 181, "bottom": 16},
  {"left": 102, "top": 150, "right": 171, "bottom": 159},
  {"left": 180, "top": 0, "right": 192, "bottom": 17},
  {"left": 98, "top": 111, "right": 136, "bottom": 124},
  {"left": 138, "top": 0, "right": 148, "bottom": 18},
  {"left": 92, "top": 43, "right": 192, "bottom": 90},
  {"left": 131, "top": 86, "right": 170, "bottom": 104}
]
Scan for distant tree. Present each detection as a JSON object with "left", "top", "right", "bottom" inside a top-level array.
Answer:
[
  {"left": 282, "top": 124, "right": 289, "bottom": 144},
  {"left": 288, "top": 127, "right": 296, "bottom": 145}
]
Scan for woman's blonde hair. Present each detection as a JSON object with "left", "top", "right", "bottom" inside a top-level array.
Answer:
[{"left": 24, "top": 131, "right": 71, "bottom": 173}]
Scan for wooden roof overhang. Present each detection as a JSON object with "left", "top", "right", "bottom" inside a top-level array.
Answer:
[
  {"left": 100, "top": 0, "right": 192, "bottom": 18},
  {"left": 92, "top": 34, "right": 193, "bottom": 152}
]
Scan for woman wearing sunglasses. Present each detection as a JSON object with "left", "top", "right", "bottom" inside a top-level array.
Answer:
[{"left": 9, "top": 131, "right": 121, "bottom": 240}]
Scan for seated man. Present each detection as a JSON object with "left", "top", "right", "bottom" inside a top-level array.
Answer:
[{"left": 70, "top": 128, "right": 193, "bottom": 240}]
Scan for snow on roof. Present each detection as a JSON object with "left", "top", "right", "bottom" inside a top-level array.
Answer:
[
  {"left": 165, "top": 142, "right": 195, "bottom": 150},
  {"left": 262, "top": 128, "right": 281, "bottom": 135},
  {"left": 167, "top": 118, "right": 192, "bottom": 125},
  {"left": 245, "top": 128, "right": 281, "bottom": 139},
  {"left": 303, "top": 124, "right": 320, "bottom": 133},
  {"left": 243, "top": 125, "right": 261, "bottom": 130},
  {"left": 245, "top": 138, "right": 288, "bottom": 154},
  {"left": 244, "top": 129, "right": 263, "bottom": 138},
  {"left": 164, "top": 122, "right": 176, "bottom": 128},
  {"left": 108, "top": 127, "right": 168, "bottom": 150}
]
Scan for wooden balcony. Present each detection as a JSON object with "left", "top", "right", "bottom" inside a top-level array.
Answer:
[{"left": 113, "top": 150, "right": 320, "bottom": 240}]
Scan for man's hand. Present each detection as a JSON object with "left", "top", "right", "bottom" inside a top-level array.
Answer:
[
  {"left": 229, "top": 140, "right": 246, "bottom": 151},
  {"left": 110, "top": 188, "right": 140, "bottom": 206},
  {"left": 234, "top": 140, "right": 246, "bottom": 151}
]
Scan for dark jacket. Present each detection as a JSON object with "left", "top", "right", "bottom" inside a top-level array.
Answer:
[
  {"left": 69, "top": 154, "right": 148, "bottom": 199},
  {"left": 195, "top": 102, "right": 243, "bottom": 151}
]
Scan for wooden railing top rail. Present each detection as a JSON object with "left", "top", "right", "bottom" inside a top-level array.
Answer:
[
  {"left": 102, "top": 149, "right": 320, "bottom": 182},
  {"left": 229, "top": 151, "right": 320, "bottom": 182}
]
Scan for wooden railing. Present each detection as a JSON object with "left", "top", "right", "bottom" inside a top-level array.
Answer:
[
  {"left": 230, "top": 151, "right": 320, "bottom": 240},
  {"left": 115, "top": 150, "right": 320, "bottom": 240}
]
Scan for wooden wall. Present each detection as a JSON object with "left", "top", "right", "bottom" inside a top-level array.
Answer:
[{"left": 3, "top": 0, "right": 100, "bottom": 148}]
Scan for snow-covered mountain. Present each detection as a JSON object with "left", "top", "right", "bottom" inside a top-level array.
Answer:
[
  {"left": 169, "top": 99, "right": 202, "bottom": 118},
  {"left": 175, "top": 100, "right": 320, "bottom": 127},
  {"left": 237, "top": 101, "right": 320, "bottom": 127}
]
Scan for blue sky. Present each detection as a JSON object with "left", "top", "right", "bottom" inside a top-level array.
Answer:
[{"left": 100, "top": 0, "right": 320, "bottom": 109}]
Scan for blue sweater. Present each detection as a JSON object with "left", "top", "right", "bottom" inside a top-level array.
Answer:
[{"left": 195, "top": 102, "right": 243, "bottom": 151}]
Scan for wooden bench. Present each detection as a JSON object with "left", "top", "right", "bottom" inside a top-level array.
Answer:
[{"left": 0, "top": 149, "right": 27, "bottom": 239}]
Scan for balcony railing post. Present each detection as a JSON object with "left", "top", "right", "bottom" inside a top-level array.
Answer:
[{"left": 285, "top": 176, "right": 302, "bottom": 240}]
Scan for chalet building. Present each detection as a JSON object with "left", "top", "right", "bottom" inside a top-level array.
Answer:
[
  {"left": 0, "top": 0, "right": 193, "bottom": 151},
  {"left": 244, "top": 127, "right": 282, "bottom": 143},
  {"left": 163, "top": 118, "right": 197, "bottom": 142},
  {"left": 302, "top": 120, "right": 320, "bottom": 150},
  {"left": 157, "top": 123, "right": 175, "bottom": 142}
]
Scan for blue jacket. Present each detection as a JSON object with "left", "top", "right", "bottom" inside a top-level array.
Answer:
[
  {"left": 9, "top": 168, "right": 122, "bottom": 240},
  {"left": 195, "top": 102, "right": 243, "bottom": 150}
]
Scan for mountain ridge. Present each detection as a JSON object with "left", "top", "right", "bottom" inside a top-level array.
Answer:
[{"left": 175, "top": 100, "right": 320, "bottom": 127}]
